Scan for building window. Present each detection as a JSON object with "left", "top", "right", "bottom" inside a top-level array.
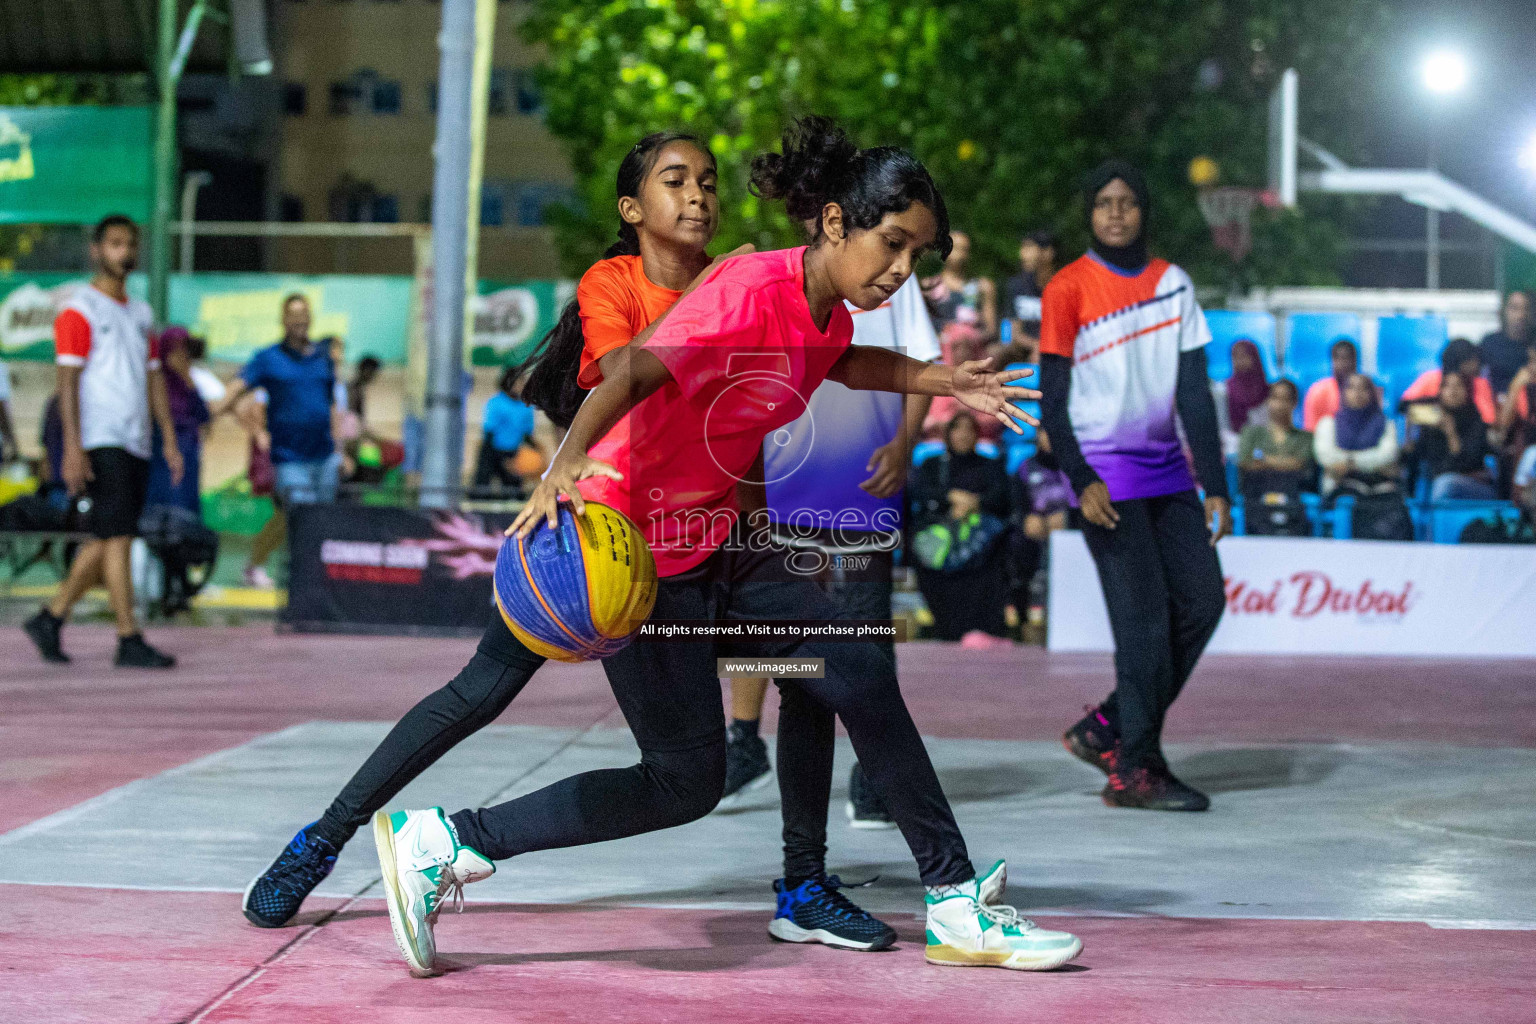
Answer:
[
  {"left": 282, "top": 82, "right": 307, "bottom": 115},
  {"left": 488, "top": 69, "right": 511, "bottom": 116},
  {"left": 480, "top": 190, "right": 503, "bottom": 227},
  {"left": 511, "top": 181, "right": 572, "bottom": 227},
  {"left": 371, "top": 79, "right": 402, "bottom": 114},
  {"left": 331, "top": 71, "right": 402, "bottom": 115},
  {"left": 279, "top": 194, "right": 305, "bottom": 222},
  {"left": 514, "top": 70, "right": 544, "bottom": 115},
  {"left": 329, "top": 80, "right": 363, "bottom": 115},
  {"left": 372, "top": 195, "right": 399, "bottom": 223}
]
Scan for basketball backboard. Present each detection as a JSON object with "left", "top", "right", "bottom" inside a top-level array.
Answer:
[{"left": 1268, "top": 69, "right": 1299, "bottom": 208}]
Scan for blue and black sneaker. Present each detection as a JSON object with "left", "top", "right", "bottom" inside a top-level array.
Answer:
[
  {"left": 768, "top": 875, "right": 898, "bottom": 951},
  {"left": 242, "top": 822, "right": 339, "bottom": 928}
]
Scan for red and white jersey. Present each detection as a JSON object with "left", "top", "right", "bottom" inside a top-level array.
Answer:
[
  {"left": 54, "top": 285, "right": 159, "bottom": 459},
  {"left": 1040, "top": 253, "right": 1210, "bottom": 502}
]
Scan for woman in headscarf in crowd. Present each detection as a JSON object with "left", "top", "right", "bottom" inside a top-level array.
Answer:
[
  {"left": 1224, "top": 338, "right": 1270, "bottom": 433},
  {"left": 909, "top": 411, "right": 1013, "bottom": 647},
  {"left": 1313, "top": 372, "right": 1400, "bottom": 497},
  {"left": 146, "top": 327, "right": 210, "bottom": 515},
  {"left": 1408, "top": 371, "right": 1497, "bottom": 501}
]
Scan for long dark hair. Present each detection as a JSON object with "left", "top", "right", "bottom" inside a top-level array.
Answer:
[
  {"left": 516, "top": 131, "right": 713, "bottom": 427},
  {"left": 749, "top": 115, "right": 952, "bottom": 259}
]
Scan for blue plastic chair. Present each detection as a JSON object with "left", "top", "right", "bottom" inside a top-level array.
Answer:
[
  {"left": 1285, "top": 312, "right": 1362, "bottom": 385},
  {"left": 1376, "top": 315, "right": 1445, "bottom": 383},
  {"left": 1205, "top": 311, "right": 1278, "bottom": 382},
  {"left": 1328, "top": 494, "right": 1356, "bottom": 539},
  {"left": 1002, "top": 362, "right": 1041, "bottom": 443},
  {"left": 1429, "top": 500, "right": 1520, "bottom": 544},
  {"left": 1005, "top": 443, "right": 1037, "bottom": 475}
]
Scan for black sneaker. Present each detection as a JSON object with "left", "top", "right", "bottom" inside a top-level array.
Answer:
[
  {"left": 23, "top": 608, "right": 69, "bottom": 664},
  {"left": 243, "top": 821, "right": 340, "bottom": 928},
  {"left": 716, "top": 722, "right": 773, "bottom": 810},
  {"left": 845, "top": 762, "right": 895, "bottom": 830},
  {"left": 1102, "top": 762, "right": 1210, "bottom": 812},
  {"left": 1062, "top": 704, "right": 1119, "bottom": 775},
  {"left": 769, "top": 875, "right": 897, "bottom": 951},
  {"left": 114, "top": 633, "right": 176, "bottom": 669}
]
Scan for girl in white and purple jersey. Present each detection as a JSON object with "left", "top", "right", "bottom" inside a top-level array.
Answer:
[{"left": 1040, "top": 160, "right": 1231, "bottom": 812}]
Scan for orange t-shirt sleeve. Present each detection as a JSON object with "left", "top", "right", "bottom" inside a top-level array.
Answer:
[
  {"left": 1038, "top": 276, "right": 1080, "bottom": 359},
  {"left": 54, "top": 309, "right": 92, "bottom": 365},
  {"left": 1473, "top": 377, "right": 1497, "bottom": 424},
  {"left": 1399, "top": 369, "right": 1439, "bottom": 403},
  {"left": 576, "top": 266, "right": 640, "bottom": 388},
  {"left": 1302, "top": 379, "right": 1334, "bottom": 431}
]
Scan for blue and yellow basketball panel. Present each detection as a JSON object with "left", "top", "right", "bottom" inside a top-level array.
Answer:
[{"left": 493, "top": 501, "right": 658, "bottom": 663}]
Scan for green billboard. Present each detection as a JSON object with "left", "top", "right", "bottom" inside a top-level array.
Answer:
[
  {"left": 0, "top": 107, "right": 153, "bottom": 224},
  {"left": 0, "top": 272, "right": 572, "bottom": 367}
]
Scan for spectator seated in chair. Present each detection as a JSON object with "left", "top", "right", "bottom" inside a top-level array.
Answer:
[
  {"left": 1302, "top": 337, "right": 1359, "bottom": 431},
  {"left": 1398, "top": 337, "right": 1499, "bottom": 426},
  {"left": 910, "top": 411, "right": 1013, "bottom": 648},
  {"left": 1406, "top": 371, "right": 1498, "bottom": 502},
  {"left": 1314, "top": 372, "right": 1401, "bottom": 499},
  {"left": 1237, "top": 379, "right": 1315, "bottom": 535}
]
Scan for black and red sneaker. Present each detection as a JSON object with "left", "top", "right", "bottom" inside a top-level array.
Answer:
[
  {"left": 1102, "top": 762, "right": 1210, "bottom": 812},
  {"left": 1062, "top": 704, "right": 1118, "bottom": 775}
]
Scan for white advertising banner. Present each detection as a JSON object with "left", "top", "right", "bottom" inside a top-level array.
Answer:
[{"left": 1048, "top": 533, "right": 1536, "bottom": 658}]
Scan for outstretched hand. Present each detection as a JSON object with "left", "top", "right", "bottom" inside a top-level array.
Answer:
[
  {"left": 951, "top": 359, "right": 1041, "bottom": 434},
  {"left": 507, "top": 454, "right": 623, "bottom": 539}
]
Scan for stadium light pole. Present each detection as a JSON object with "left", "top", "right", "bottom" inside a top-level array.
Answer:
[
  {"left": 420, "top": 0, "right": 497, "bottom": 508},
  {"left": 1419, "top": 49, "right": 1469, "bottom": 290}
]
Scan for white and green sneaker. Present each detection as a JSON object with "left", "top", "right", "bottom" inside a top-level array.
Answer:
[
  {"left": 925, "top": 866, "right": 1081, "bottom": 971},
  {"left": 977, "top": 858, "right": 1007, "bottom": 905},
  {"left": 372, "top": 807, "right": 494, "bottom": 975}
]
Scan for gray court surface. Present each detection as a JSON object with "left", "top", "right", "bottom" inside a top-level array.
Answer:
[{"left": 1, "top": 722, "right": 1532, "bottom": 928}]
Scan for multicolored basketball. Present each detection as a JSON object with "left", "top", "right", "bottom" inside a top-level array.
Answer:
[{"left": 493, "top": 501, "right": 658, "bottom": 663}]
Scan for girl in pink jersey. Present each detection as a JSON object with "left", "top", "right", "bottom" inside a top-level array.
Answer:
[{"left": 383, "top": 118, "right": 1078, "bottom": 975}]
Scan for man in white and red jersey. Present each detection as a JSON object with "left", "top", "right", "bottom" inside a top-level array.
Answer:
[{"left": 22, "top": 215, "right": 180, "bottom": 668}]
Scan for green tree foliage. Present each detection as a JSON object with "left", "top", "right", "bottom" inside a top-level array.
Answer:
[{"left": 524, "top": 0, "right": 1392, "bottom": 290}]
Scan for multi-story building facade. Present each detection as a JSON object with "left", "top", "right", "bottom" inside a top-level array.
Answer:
[{"left": 271, "top": 0, "right": 568, "bottom": 277}]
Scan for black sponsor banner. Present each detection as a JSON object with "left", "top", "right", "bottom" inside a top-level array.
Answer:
[{"left": 283, "top": 504, "right": 514, "bottom": 635}]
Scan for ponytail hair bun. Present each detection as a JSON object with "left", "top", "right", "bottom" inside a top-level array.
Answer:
[{"left": 751, "top": 115, "right": 951, "bottom": 259}]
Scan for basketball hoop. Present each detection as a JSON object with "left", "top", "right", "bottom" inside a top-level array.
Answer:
[{"left": 1196, "top": 187, "right": 1279, "bottom": 262}]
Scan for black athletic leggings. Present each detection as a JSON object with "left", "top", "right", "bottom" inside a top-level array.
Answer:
[
  {"left": 1079, "top": 489, "right": 1225, "bottom": 768},
  {"left": 316, "top": 541, "right": 973, "bottom": 887}
]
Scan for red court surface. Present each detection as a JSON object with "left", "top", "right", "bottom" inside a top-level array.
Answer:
[{"left": 2, "top": 625, "right": 1533, "bottom": 1023}]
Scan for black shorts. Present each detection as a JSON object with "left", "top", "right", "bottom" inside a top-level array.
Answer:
[{"left": 86, "top": 447, "right": 150, "bottom": 540}]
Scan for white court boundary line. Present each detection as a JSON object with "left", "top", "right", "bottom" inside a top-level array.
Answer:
[
  {"left": 0, "top": 723, "right": 317, "bottom": 849},
  {"left": 176, "top": 712, "right": 621, "bottom": 1024}
]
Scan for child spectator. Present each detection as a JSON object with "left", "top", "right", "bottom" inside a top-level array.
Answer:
[
  {"left": 472, "top": 365, "right": 541, "bottom": 494},
  {"left": 1399, "top": 338, "right": 1498, "bottom": 425},
  {"left": 1302, "top": 337, "right": 1358, "bottom": 431},
  {"left": 910, "top": 412, "right": 1013, "bottom": 647},
  {"left": 1314, "top": 373, "right": 1400, "bottom": 497},
  {"left": 998, "top": 229, "right": 1057, "bottom": 362},
  {"left": 1238, "top": 380, "right": 1314, "bottom": 535},
  {"left": 1408, "top": 372, "right": 1497, "bottom": 501},
  {"left": 145, "top": 327, "right": 210, "bottom": 515}
]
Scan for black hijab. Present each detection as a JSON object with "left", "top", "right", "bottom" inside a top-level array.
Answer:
[{"left": 1084, "top": 159, "right": 1150, "bottom": 272}]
